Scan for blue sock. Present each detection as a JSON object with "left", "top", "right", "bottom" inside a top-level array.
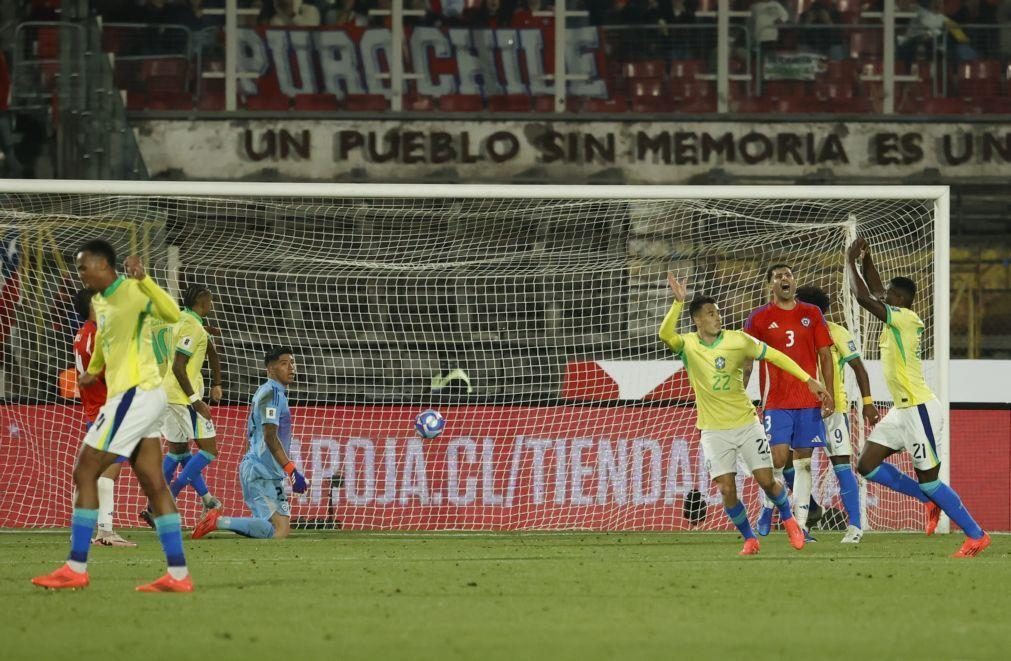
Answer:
[
  {"left": 833, "top": 464, "right": 861, "bottom": 529},
  {"left": 783, "top": 466, "right": 796, "bottom": 491},
  {"left": 153, "top": 513, "right": 187, "bottom": 569},
  {"left": 218, "top": 516, "right": 275, "bottom": 539},
  {"left": 920, "top": 480, "right": 984, "bottom": 539},
  {"left": 770, "top": 487, "right": 794, "bottom": 521},
  {"left": 162, "top": 452, "right": 187, "bottom": 486},
  {"left": 68, "top": 508, "right": 98, "bottom": 564},
  {"left": 724, "top": 502, "right": 755, "bottom": 540},
  {"left": 865, "top": 463, "right": 929, "bottom": 503},
  {"left": 171, "top": 450, "right": 215, "bottom": 498}
]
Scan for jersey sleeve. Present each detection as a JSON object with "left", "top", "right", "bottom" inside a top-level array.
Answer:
[
  {"left": 137, "top": 276, "right": 182, "bottom": 323},
  {"left": 258, "top": 388, "right": 284, "bottom": 426},
  {"left": 743, "top": 309, "right": 763, "bottom": 341},
  {"left": 87, "top": 327, "right": 106, "bottom": 375},
  {"left": 174, "top": 318, "right": 198, "bottom": 357},
  {"left": 831, "top": 324, "right": 860, "bottom": 364},
  {"left": 658, "top": 301, "right": 685, "bottom": 353},
  {"left": 812, "top": 308, "right": 833, "bottom": 349},
  {"left": 739, "top": 331, "right": 768, "bottom": 361}
]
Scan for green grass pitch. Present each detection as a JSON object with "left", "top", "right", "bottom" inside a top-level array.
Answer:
[{"left": 3, "top": 531, "right": 1008, "bottom": 660}]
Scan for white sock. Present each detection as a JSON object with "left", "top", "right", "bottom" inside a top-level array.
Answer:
[
  {"left": 167, "top": 566, "right": 189, "bottom": 580},
  {"left": 793, "top": 458, "right": 813, "bottom": 530},
  {"left": 201, "top": 493, "right": 216, "bottom": 506},
  {"left": 97, "top": 477, "right": 115, "bottom": 533},
  {"left": 67, "top": 560, "right": 87, "bottom": 574}
]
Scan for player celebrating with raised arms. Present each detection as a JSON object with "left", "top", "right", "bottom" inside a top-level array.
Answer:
[
  {"left": 192, "top": 347, "right": 307, "bottom": 540},
  {"left": 33, "top": 240, "right": 190, "bottom": 591},
  {"left": 746, "top": 264, "right": 834, "bottom": 540},
  {"left": 795, "top": 285, "right": 879, "bottom": 544},
  {"left": 161, "top": 284, "right": 224, "bottom": 513},
  {"left": 659, "top": 273, "right": 831, "bottom": 555},
  {"left": 847, "top": 238, "right": 990, "bottom": 557}
]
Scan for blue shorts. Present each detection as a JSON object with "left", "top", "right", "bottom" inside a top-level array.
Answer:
[
  {"left": 85, "top": 420, "right": 128, "bottom": 464},
  {"left": 239, "top": 459, "right": 290, "bottom": 519},
  {"left": 764, "top": 408, "right": 826, "bottom": 449}
]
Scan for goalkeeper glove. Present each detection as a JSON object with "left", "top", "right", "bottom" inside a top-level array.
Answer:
[{"left": 283, "top": 461, "right": 307, "bottom": 494}]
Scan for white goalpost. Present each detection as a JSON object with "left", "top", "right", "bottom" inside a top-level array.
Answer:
[{"left": 0, "top": 182, "right": 949, "bottom": 532}]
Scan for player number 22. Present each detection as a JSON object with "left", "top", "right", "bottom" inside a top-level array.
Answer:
[
  {"left": 712, "top": 373, "right": 731, "bottom": 391},
  {"left": 785, "top": 330, "right": 795, "bottom": 347}
]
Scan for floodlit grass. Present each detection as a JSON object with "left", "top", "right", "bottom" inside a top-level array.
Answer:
[{"left": 3, "top": 531, "right": 1009, "bottom": 660}]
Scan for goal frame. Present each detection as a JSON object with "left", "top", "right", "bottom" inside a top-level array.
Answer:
[{"left": 0, "top": 181, "right": 951, "bottom": 532}]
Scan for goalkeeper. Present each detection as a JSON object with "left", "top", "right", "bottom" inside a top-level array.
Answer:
[
  {"left": 659, "top": 273, "right": 831, "bottom": 555},
  {"left": 192, "top": 347, "right": 306, "bottom": 540}
]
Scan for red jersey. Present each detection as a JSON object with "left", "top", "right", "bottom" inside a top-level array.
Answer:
[
  {"left": 744, "top": 301, "right": 832, "bottom": 410},
  {"left": 73, "top": 320, "right": 107, "bottom": 423}
]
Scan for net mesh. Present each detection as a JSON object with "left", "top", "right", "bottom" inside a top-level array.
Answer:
[{"left": 0, "top": 190, "right": 938, "bottom": 530}]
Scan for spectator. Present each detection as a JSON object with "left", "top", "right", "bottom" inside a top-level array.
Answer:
[
  {"left": 512, "top": 0, "right": 554, "bottom": 29},
  {"left": 462, "top": 0, "right": 515, "bottom": 28},
  {"left": 951, "top": 0, "right": 997, "bottom": 58},
  {"left": 897, "top": 0, "right": 975, "bottom": 66},
  {"left": 657, "top": 0, "right": 697, "bottom": 60},
  {"left": 616, "top": 0, "right": 662, "bottom": 60},
  {"left": 323, "top": 0, "right": 369, "bottom": 25},
  {"left": 267, "top": 0, "right": 322, "bottom": 26},
  {"left": 798, "top": 0, "right": 844, "bottom": 60},
  {"left": 749, "top": 0, "right": 789, "bottom": 52}
]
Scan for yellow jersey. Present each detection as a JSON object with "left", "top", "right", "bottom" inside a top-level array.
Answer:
[
  {"left": 880, "top": 305, "right": 934, "bottom": 408},
  {"left": 87, "top": 275, "right": 181, "bottom": 398},
  {"left": 162, "top": 308, "right": 210, "bottom": 406},
  {"left": 827, "top": 321, "right": 861, "bottom": 413},
  {"left": 659, "top": 301, "right": 815, "bottom": 431}
]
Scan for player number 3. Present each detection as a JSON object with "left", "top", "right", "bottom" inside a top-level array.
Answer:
[{"left": 785, "top": 329, "right": 795, "bottom": 347}]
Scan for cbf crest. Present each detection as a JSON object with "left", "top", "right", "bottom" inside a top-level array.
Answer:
[{"left": 715, "top": 357, "right": 726, "bottom": 370}]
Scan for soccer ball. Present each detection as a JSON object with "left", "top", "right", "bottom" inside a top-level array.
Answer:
[{"left": 414, "top": 409, "right": 446, "bottom": 439}]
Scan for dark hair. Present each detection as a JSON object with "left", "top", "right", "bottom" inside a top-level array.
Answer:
[
  {"left": 77, "top": 239, "right": 116, "bottom": 268},
  {"left": 765, "top": 263, "right": 793, "bottom": 282},
  {"left": 889, "top": 276, "right": 917, "bottom": 301},
  {"left": 795, "top": 285, "right": 830, "bottom": 313},
  {"left": 73, "top": 288, "right": 95, "bottom": 321},
  {"left": 264, "top": 346, "right": 295, "bottom": 366},
  {"left": 688, "top": 295, "right": 717, "bottom": 318},
  {"left": 182, "top": 283, "right": 211, "bottom": 309}
]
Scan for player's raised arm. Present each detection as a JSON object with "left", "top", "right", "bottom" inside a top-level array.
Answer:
[
  {"left": 124, "top": 255, "right": 181, "bottom": 324},
  {"left": 847, "top": 238, "right": 888, "bottom": 323},
  {"left": 749, "top": 339, "right": 831, "bottom": 409},
  {"left": 658, "top": 272, "right": 688, "bottom": 351}
]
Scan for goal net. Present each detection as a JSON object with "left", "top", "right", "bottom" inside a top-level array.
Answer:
[{"left": 0, "top": 184, "right": 947, "bottom": 531}]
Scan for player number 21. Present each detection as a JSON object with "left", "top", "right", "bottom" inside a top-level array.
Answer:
[
  {"left": 912, "top": 443, "right": 927, "bottom": 460},
  {"left": 712, "top": 374, "right": 730, "bottom": 391}
]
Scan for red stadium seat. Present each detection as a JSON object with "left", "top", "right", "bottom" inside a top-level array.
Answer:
[
  {"left": 823, "top": 97, "right": 874, "bottom": 113},
  {"left": 734, "top": 97, "right": 776, "bottom": 113},
  {"left": 36, "top": 26, "right": 59, "bottom": 59},
  {"left": 146, "top": 90, "right": 193, "bottom": 110},
  {"left": 622, "top": 60, "right": 666, "bottom": 80},
  {"left": 849, "top": 30, "right": 883, "bottom": 59},
  {"left": 916, "top": 97, "right": 970, "bottom": 115},
  {"left": 958, "top": 60, "right": 1002, "bottom": 98},
  {"left": 629, "top": 79, "right": 669, "bottom": 112},
  {"left": 293, "top": 94, "right": 339, "bottom": 111},
  {"left": 816, "top": 81, "right": 855, "bottom": 100},
  {"left": 146, "top": 75, "right": 187, "bottom": 94},
  {"left": 981, "top": 97, "right": 1011, "bottom": 114},
  {"left": 532, "top": 95, "right": 580, "bottom": 113},
  {"left": 403, "top": 94, "right": 436, "bottom": 111},
  {"left": 678, "top": 97, "right": 717, "bottom": 113},
  {"left": 763, "top": 80, "right": 808, "bottom": 98},
  {"left": 823, "top": 60, "right": 858, "bottom": 84},
  {"left": 141, "top": 58, "right": 188, "bottom": 80},
  {"left": 771, "top": 97, "right": 826, "bottom": 113},
  {"left": 344, "top": 94, "right": 388, "bottom": 111},
  {"left": 244, "top": 93, "right": 290, "bottom": 111},
  {"left": 669, "top": 59, "right": 705, "bottom": 80},
  {"left": 438, "top": 94, "right": 483, "bottom": 112},
  {"left": 196, "top": 89, "right": 225, "bottom": 111},
  {"left": 581, "top": 96, "right": 628, "bottom": 113},
  {"left": 668, "top": 80, "right": 714, "bottom": 100},
  {"left": 125, "top": 91, "right": 147, "bottom": 111},
  {"left": 487, "top": 95, "right": 531, "bottom": 112}
]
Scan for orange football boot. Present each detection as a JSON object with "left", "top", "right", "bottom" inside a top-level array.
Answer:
[
  {"left": 952, "top": 533, "right": 991, "bottom": 558},
  {"left": 31, "top": 564, "right": 89, "bottom": 590},
  {"left": 739, "top": 538, "right": 760, "bottom": 556},
  {"left": 191, "top": 508, "right": 221, "bottom": 540},
  {"left": 925, "top": 502, "right": 942, "bottom": 536},
  {"left": 136, "top": 573, "right": 194, "bottom": 592},
  {"left": 783, "top": 518, "right": 806, "bottom": 550}
]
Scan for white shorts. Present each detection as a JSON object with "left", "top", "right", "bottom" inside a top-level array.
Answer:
[
  {"left": 700, "top": 421, "right": 773, "bottom": 480},
  {"left": 84, "top": 386, "right": 168, "bottom": 458},
  {"left": 824, "top": 412, "right": 852, "bottom": 457},
  {"left": 162, "top": 403, "right": 216, "bottom": 444},
  {"left": 868, "top": 399, "right": 943, "bottom": 471}
]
